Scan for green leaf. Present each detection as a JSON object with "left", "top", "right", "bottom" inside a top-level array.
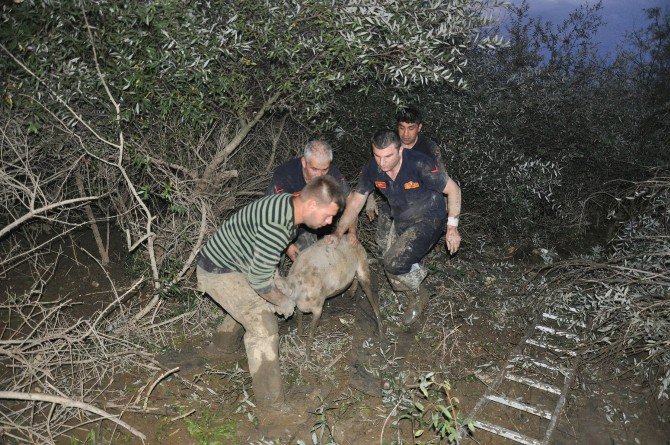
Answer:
[
  {"left": 438, "top": 405, "right": 452, "bottom": 420},
  {"left": 414, "top": 401, "right": 425, "bottom": 412},
  {"left": 414, "top": 429, "right": 424, "bottom": 437}
]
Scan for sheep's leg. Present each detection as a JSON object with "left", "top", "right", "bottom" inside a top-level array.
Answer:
[
  {"left": 305, "top": 307, "right": 322, "bottom": 361},
  {"left": 357, "top": 256, "right": 384, "bottom": 340},
  {"left": 343, "top": 278, "right": 359, "bottom": 299},
  {"left": 297, "top": 311, "right": 304, "bottom": 337}
]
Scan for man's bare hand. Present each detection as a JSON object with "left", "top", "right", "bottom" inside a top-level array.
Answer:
[
  {"left": 445, "top": 226, "right": 461, "bottom": 255},
  {"left": 365, "top": 194, "right": 378, "bottom": 221},
  {"left": 260, "top": 287, "right": 295, "bottom": 318},
  {"left": 286, "top": 244, "right": 300, "bottom": 262}
]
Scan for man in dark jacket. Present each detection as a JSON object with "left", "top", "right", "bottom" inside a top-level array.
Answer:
[
  {"left": 336, "top": 130, "right": 461, "bottom": 326},
  {"left": 366, "top": 107, "right": 447, "bottom": 255},
  {"left": 267, "top": 140, "right": 350, "bottom": 261}
]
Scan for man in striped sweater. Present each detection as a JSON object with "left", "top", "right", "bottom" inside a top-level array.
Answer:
[{"left": 197, "top": 175, "right": 345, "bottom": 410}]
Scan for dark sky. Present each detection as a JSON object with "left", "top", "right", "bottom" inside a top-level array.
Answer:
[{"left": 500, "top": 0, "right": 668, "bottom": 58}]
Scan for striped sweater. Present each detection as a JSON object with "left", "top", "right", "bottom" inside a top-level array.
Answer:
[{"left": 201, "top": 193, "right": 296, "bottom": 293}]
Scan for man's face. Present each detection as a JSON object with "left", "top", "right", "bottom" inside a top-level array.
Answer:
[
  {"left": 301, "top": 156, "right": 331, "bottom": 182},
  {"left": 304, "top": 201, "right": 340, "bottom": 229},
  {"left": 397, "top": 121, "right": 423, "bottom": 147},
  {"left": 373, "top": 143, "right": 402, "bottom": 173}
]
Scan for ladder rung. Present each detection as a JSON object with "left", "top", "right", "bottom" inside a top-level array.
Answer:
[
  {"left": 505, "top": 373, "right": 562, "bottom": 395},
  {"left": 512, "top": 355, "right": 562, "bottom": 373},
  {"left": 535, "top": 325, "right": 580, "bottom": 340},
  {"left": 542, "top": 312, "right": 586, "bottom": 328},
  {"left": 486, "top": 394, "right": 553, "bottom": 419},
  {"left": 526, "top": 338, "right": 578, "bottom": 356},
  {"left": 486, "top": 395, "right": 551, "bottom": 420},
  {"left": 473, "top": 420, "right": 542, "bottom": 445}
]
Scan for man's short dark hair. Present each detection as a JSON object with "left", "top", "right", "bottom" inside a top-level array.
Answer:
[
  {"left": 371, "top": 129, "right": 401, "bottom": 151},
  {"left": 396, "top": 106, "right": 422, "bottom": 125},
  {"left": 300, "top": 175, "right": 345, "bottom": 210}
]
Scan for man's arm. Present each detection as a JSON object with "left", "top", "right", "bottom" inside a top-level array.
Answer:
[
  {"left": 442, "top": 178, "right": 462, "bottom": 254},
  {"left": 258, "top": 286, "right": 294, "bottom": 317},
  {"left": 365, "top": 193, "right": 378, "bottom": 221},
  {"left": 285, "top": 244, "right": 300, "bottom": 262},
  {"left": 334, "top": 191, "right": 368, "bottom": 238}
]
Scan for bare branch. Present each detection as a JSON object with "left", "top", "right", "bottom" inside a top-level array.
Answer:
[
  {"left": 0, "top": 391, "right": 146, "bottom": 440},
  {"left": 0, "top": 196, "right": 98, "bottom": 240}
]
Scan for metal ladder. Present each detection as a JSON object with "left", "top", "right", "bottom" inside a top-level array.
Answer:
[{"left": 463, "top": 306, "right": 586, "bottom": 445}]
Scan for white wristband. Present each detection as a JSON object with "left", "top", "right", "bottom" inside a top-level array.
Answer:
[{"left": 447, "top": 216, "right": 459, "bottom": 227}]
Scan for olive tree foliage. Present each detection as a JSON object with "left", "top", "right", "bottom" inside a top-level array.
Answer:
[
  {"left": 402, "top": 1, "right": 668, "bottom": 242},
  {"left": 0, "top": 0, "right": 505, "bottom": 290},
  {"left": 615, "top": 6, "right": 670, "bottom": 163},
  {"left": 411, "top": 1, "right": 670, "bottom": 398},
  {"left": 555, "top": 172, "right": 670, "bottom": 399}
]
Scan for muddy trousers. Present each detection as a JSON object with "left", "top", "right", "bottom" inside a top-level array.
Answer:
[
  {"left": 382, "top": 218, "right": 444, "bottom": 291},
  {"left": 196, "top": 267, "right": 283, "bottom": 408}
]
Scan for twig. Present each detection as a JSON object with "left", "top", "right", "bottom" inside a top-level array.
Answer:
[
  {"left": 143, "top": 367, "right": 179, "bottom": 411},
  {"left": 0, "top": 196, "right": 99, "bottom": 240},
  {"left": 170, "top": 199, "right": 208, "bottom": 285},
  {"left": 145, "top": 310, "right": 197, "bottom": 330},
  {"left": 380, "top": 399, "right": 403, "bottom": 445},
  {"left": 324, "top": 349, "right": 350, "bottom": 372},
  {"left": 0, "top": 391, "right": 146, "bottom": 440},
  {"left": 170, "top": 409, "right": 195, "bottom": 422}
]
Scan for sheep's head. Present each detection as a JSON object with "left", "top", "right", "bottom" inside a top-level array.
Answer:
[{"left": 273, "top": 274, "right": 319, "bottom": 314}]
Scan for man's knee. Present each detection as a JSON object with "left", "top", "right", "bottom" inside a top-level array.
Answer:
[
  {"left": 244, "top": 310, "right": 279, "bottom": 339},
  {"left": 382, "top": 252, "right": 411, "bottom": 275}
]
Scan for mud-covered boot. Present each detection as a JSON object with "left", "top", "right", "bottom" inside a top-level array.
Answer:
[
  {"left": 402, "top": 286, "right": 430, "bottom": 326},
  {"left": 386, "top": 264, "right": 428, "bottom": 292}
]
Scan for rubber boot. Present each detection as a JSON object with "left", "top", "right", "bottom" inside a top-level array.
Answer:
[
  {"left": 402, "top": 286, "right": 430, "bottom": 326},
  {"left": 385, "top": 264, "right": 428, "bottom": 293},
  {"left": 244, "top": 320, "right": 285, "bottom": 410},
  {"left": 210, "top": 315, "right": 244, "bottom": 353}
]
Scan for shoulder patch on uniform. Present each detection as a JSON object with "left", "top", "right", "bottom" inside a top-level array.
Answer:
[
  {"left": 404, "top": 181, "right": 420, "bottom": 189},
  {"left": 375, "top": 181, "right": 387, "bottom": 189}
]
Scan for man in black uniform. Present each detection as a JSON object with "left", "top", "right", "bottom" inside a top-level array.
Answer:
[
  {"left": 366, "top": 107, "right": 447, "bottom": 254},
  {"left": 335, "top": 130, "right": 461, "bottom": 325},
  {"left": 267, "top": 140, "right": 350, "bottom": 261}
]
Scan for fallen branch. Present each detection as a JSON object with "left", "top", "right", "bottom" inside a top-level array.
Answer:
[
  {"left": 0, "top": 391, "right": 146, "bottom": 440},
  {"left": 0, "top": 196, "right": 99, "bottom": 240},
  {"left": 143, "top": 367, "right": 179, "bottom": 411}
]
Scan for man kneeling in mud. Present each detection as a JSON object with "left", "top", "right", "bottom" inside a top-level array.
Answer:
[
  {"left": 196, "top": 176, "right": 345, "bottom": 410},
  {"left": 335, "top": 129, "right": 462, "bottom": 326}
]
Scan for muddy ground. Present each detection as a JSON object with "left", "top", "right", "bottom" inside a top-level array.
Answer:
[{"left": 2, "top": 228, "right": 669, "bottom": 445}]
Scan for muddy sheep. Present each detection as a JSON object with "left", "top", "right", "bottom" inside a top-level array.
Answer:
[{"left": 276, "top": 235, "right": 383, "bottom": 355}]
